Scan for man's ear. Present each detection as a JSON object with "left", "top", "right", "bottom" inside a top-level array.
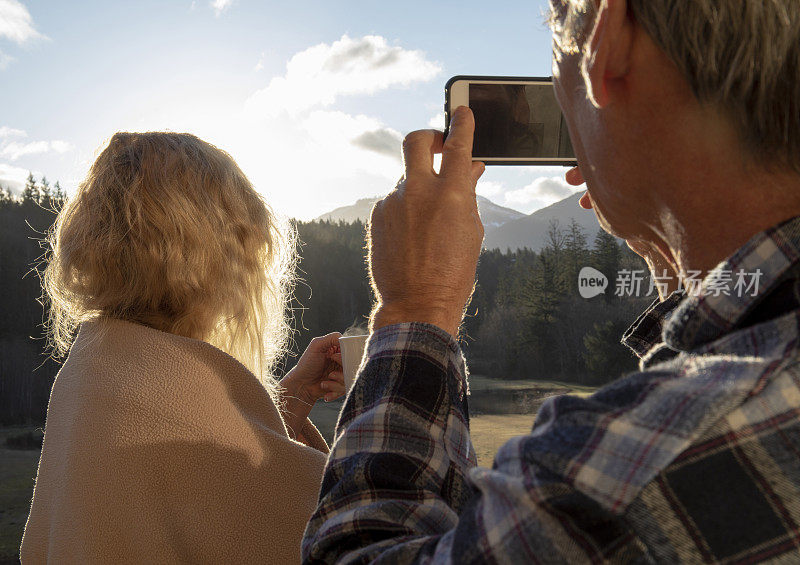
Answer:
[{"left": 582, "top": 0, "right": 633, "bottom": 108}]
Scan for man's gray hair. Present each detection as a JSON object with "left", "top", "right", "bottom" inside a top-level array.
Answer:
[{"left": 549, "top": 0, "right": 800, "bottom": 173}]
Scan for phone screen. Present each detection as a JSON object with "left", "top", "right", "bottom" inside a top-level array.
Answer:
[{"left": 469, "top": 82, "right": 575, "bottom": 160}]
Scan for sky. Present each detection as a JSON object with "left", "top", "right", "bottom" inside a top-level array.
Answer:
[{"left": 0, "top": 0, "right": 583, "bottom": 220}]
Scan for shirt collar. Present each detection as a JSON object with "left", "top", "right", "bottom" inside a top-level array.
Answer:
[{"left": 664, "top": 215, "right": 800, "bottom": 351}]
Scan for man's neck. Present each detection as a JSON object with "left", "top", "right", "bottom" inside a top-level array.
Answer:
[{"left": 654, "top": 166, "right": 800, "bottom": 280}]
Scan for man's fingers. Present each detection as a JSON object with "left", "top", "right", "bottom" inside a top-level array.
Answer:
[
  {"left": 565, "top": 166, "right": 585, "bottom": 186},
  {"left": 441, "top": 106, "right": 476, "bottom": 180},
  {"left": 471, "top": 161, "right": 486, "bottom": 186},
  {"left": 402, "top": 129, "right": 443, "bottom": 178}
]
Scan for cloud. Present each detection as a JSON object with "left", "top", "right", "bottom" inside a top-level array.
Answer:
[
  {"left": 476, "top": 180, "right": 505, "bottom": 199},
  {"left": 134, "top": 36, "right": 437, "bottom": 219},
  {"left": 245, "top": 35, "right": 441, "bottom": 118},
  {"left": 0, "top": 125, "right": 25, "bottom": 138},
  {"left": 0, "top": 50, "right": 13, "bottom": 70},
  {"left": 0, "top": 139, "right": 73, "bottom": 160},
  {"left": 253, "top": 51, "right": 266, "bottom": 72},
  {"left": 505, "top": 176, "right": 577, "bottom": 209},
  {"left": 210, "top": 0, "right": 233, "bottom": 16},
  {"left": 1, "top": 140, "right": 49, "bottom": 159},
  {"left": 470, "top": 168, "right": 586, "bottom": 214},
  {"left": 216, "top": 109, "right": 406, "bottom": 219},
  {"left": 301, "top": 111, "right": 401, "bottom": 166},
  {"left": 0, "top": 162, "right": 32, "bottom": 194},
  {"left": 0, "top": 0, "right": 44, "bottom": 43},
  {"left": 49, "top": 140, "right": 73, "bottom": 153},
  {"left": 428, "top": 112, "right": 445, "bottom": 130},
  {"left": 351, "top": 128, "right": 402, "bottom": 160}
]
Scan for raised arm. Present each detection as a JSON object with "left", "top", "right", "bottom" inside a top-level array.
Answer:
[{"left": 302, "top": 108, "right": 639, "bottom": 563}]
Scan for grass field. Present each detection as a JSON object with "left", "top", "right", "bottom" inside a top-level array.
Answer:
[
  {"left": 0, "top": 427, "right": 41, "bottom": 563},
  {"left": 311, "top": 375, "right": 594, "bottom": 466},
  {"left": 470, "top": 413, "right": 539, "bottom": 466},
  {"left": 311, "top": 402, "right": 538, "bottom": 466},
  {"left": 468, "top": 374, "right": 596, "bottom": 396},
  {"left": 0, "top": 377, "right": 593, "bottom": 561}
]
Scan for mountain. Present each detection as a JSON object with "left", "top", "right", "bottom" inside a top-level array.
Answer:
[
  {"left": 315, "top": 192, "right": 607, "bottom": 252},
  {"left": 482, "top": 192, "right": 604, "bottom": 251},
  {"left": 315, "top": 198, "right": 379, "bottom": 224},
  {"left": 315, "top": 195, "right": 526, "bottom": 233},
  {"left": 476, "top": 196, "right": 527, "bottom": 230}
]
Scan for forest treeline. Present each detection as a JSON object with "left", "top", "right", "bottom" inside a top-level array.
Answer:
[
  {"left": 1, "top": 175, "right": 652, "bottom": 425},
  {"left": 291, "top": 217, "right": 653, "bottom": 383}
]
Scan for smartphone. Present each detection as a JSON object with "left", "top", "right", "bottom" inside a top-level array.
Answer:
[{"left": 444, "top": 75, "right": 577, "bottom": 166}]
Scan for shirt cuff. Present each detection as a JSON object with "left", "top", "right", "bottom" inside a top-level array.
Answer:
[
  {"left": 621, "top": 289, "right": 686, "bottom": 358},
  {"left": 365, "top": 322, "right": 470, "bottom": 399}
]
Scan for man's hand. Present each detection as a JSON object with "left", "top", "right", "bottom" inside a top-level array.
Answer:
[{"left": 368, "top": 106, "right": 486, "bottom": 337}]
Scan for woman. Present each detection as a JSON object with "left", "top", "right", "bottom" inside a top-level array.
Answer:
[{"left": 20, "top": 132, "right": 345, "bottom": 564}]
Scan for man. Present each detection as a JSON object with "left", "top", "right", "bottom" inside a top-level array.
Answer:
[{"left": 303, "top": 0, "right": 800, "bottom": 562}]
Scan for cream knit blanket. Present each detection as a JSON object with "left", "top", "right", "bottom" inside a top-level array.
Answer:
[{"left": 21, "top": 317, "right": 328, "bottom": 564}]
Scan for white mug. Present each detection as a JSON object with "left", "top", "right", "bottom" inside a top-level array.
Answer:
[{"left": 338, "top": 334, "right": 369, "bottom": 392}]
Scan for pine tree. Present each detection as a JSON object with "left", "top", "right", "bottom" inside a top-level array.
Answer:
[
  {"left": 592, "top": 230, "right": 621, "bottom": 302},
  {"left": 53, "top": 181, "right": 66, "bottom": 201},
  {"left": 545, "top": 219, "right": 565, "bottom": 254},
  {"left": 562, "top": 218, "right": 589, "bottom": 294},
  {"left": 40, "top": 176, "right": 51, "bottom": 202},
  {"left": 583, "top": 320, "right": 638, "bottom": 383},
  {"left": 22, "top": 172, "right": 38, "bottom": 202},
  {"left": 0, "top": 185, "right": 12, "bottom": 204}
]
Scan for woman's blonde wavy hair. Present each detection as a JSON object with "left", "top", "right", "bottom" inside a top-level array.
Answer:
[{"left": 43, "top": 132, "right": 295, "bottom": 396}]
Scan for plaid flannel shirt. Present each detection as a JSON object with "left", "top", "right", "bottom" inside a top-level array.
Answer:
[{"left": 303, "top": 216, "right": 800, "bottom": 564}]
